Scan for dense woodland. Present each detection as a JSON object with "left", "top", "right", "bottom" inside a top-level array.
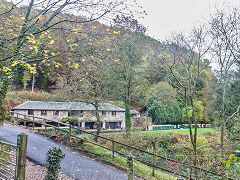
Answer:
[{"left": 0, "top": 0, "right": 239, "bottom": 162}]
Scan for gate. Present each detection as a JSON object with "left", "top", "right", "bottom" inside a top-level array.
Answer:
[{"left": 0, "top": 133, "right": 28, "bottom": 180}]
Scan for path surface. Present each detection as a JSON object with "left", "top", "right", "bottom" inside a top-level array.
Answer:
[{"left": 0, "top": 126, "right": 129, "bottom": 180}]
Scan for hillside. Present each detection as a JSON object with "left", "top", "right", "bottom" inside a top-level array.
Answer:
[
  {"left": 0, "top": 0, "right": 217, "bottom": 125},
  {"left": 0, "top": 0, "right": 170, "bottom": 109}
]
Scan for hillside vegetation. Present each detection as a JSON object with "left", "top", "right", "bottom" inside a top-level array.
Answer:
[
  {"left": 0, "top": 1, "right": 240, "bottom": 179},
  {"left": 1, "top": 0, "right": 239, "bottom": 150}
]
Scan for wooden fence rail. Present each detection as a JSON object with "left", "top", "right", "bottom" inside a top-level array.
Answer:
[
  {"left": 0, "top": 133, "right": 28, "bottom": 180},
  {"left": 8, "top": 111, "right": 234, "bottom": 180}
]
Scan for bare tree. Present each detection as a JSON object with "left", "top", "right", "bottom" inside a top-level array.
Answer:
[
  {"left": 165, "top": 26, "right": 211, "bottom": 177},
  {"left": 55, "top": 26, "right": 115, "bottom": 141},
  {"left": 208, "top": 6, "right": 240, "bottom": 153}
]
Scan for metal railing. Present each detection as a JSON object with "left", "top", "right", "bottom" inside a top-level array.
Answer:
[{"left": 0, "top": 133, "right": 28, "bottom": 180}]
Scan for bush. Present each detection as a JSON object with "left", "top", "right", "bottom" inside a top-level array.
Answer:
[
  {"left": 195, "top": 136, "right": 211, "bottom": 154},
  {"left": 62, "top": 117, "right": 79, "bottom": 125},
  {"left": 45, "top": 147, "right": 65, "bottom": 180}
]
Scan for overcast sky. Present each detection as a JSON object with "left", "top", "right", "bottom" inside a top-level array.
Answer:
[{"left": 137, "top": 0, "right": 240, "bottom": 41}]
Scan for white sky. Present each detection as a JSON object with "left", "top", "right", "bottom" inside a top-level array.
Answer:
[{"left": 137, "top": 0, "right": 240, "bottom": 41}]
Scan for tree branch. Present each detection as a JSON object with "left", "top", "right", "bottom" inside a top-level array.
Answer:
[{"left": 225, "top": 105, "right": 240, "bottom": 124}]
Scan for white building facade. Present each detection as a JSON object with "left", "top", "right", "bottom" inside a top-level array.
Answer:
[{"left": 12, "top": 101, "right": 125, "bottom": 130}]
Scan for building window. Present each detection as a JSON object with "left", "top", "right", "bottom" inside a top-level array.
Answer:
[
  {"left": 102, "top": 111, "right": 106, "bottom": 116},
  {"left": 112, "top": 111, "right": 117, "bottom": 116},
  {"left": 41, "top": 110, "right": 47, "bottom": 115},
  {"left": 108, "top": 122, "right": 121, "bottom": 129},
  {"left": 53, "top": 110, "right": 59, "bottom": 116},
  {"left": 28, "top": 110, "right": 34, "bottom": 115}
]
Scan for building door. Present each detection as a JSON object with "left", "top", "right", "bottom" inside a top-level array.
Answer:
[
  {"left": 109, "top": 122, "right": 121, "bottom": 129},
  {"left": 85, "top": 122, "right": 95, "bottom": 129},
  {"left": 85, "top": 122, "right": 103, "bottom": 129}
]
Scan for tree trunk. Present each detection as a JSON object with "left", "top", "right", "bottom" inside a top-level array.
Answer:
[
  {"left": 94, "top": 100, "right": 101, "bottom": 142},
  {"left": 125, "top": 74, "right": 131, "bottom": 136},
  {"left": 220, "top": 80, "right": 226, "bottom": 154},
  {"left": 125, "top": 98, "right": 131, "bottom": 136},
  {"left": 185, "top": 88, "right": 198, "bottom": 178},
  {"left": 190, "top": 96, "right": 198, "bottom": 178},
  {"left": 31, "top": 74, "right": 35, "bottom": 92}
]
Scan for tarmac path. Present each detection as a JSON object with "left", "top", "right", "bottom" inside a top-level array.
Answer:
[{"left": 0, "top": 126, "right": 130, "bottom": 180}]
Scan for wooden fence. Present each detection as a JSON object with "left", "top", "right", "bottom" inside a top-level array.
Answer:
[
  {"left": 8, "top": 111, "right": 235, "bottom": 180},
  {"left": 0, "top": 133, "right": 28, "bottom": 180}
]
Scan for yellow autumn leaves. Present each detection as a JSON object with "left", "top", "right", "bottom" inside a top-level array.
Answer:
[
  {"left": 2, "top": 29, "right": 58, "bottom": 76},
  {"left": 26, "top": 31, "right": 55, "bottom": 57},
  {"left": 50, "top": 40, "right": 55, "bottom": 44},
  {"left": 38, "top": 15, "right": 44, "bottom": 20},
  {"left": 1, "top": 61, "right": 36, "bottom": 79},
  {"left": 0, "top": 67, "right": 12, "bottom": 79}
]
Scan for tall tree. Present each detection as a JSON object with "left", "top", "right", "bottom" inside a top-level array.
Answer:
[
  {"left": 109, "top": 16, "right": 146, "bottom": 134},
  {"left": 0, "top": 0, "right": 142, "bottom": 123},
  {"left": 165, "top": 26, "right": 211, "bottom": 176},
  {"left": 208, "top": 6, "right": 240, "bottom": 153},
  {"left": 56, "top": 26, "right": 115, "bottom": 141}
]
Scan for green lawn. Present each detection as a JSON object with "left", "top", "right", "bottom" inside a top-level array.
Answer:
[
  {"left": 134, "top": 128, "right": 216, "bottom": 135},
  {"left": 100, "top": 128, "right": 216, "bottom": 136}
]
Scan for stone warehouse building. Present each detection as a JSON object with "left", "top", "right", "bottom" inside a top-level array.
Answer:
[{"left": 12, "top": 101, "right": 125, "bottom": 130}]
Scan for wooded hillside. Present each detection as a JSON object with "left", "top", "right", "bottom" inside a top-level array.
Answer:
[{"left": 0, "top": 0, "right": 239, "bottom": 150}]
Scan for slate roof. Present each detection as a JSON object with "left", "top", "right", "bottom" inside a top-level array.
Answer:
[
  {"left": 130, "top": 110, "right": 140, "bottom": 114},
  {"left": 13, "top": 101, "right": 125, "bottom": 112}
]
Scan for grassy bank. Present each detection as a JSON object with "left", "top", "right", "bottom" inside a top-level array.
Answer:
[
  {"left": 80, "top": 142, "right": 177, "bottom": 180},
  {"left": 75, "top": 128, "right": 219, "bottom": 179}
]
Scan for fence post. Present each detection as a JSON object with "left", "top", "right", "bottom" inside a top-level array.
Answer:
[
  {"left": 15, "top": 133, "right": 28, "bottom": 180},
  {"left": 32, "top": 117, "right": 35, "bottom": 130},
  {"left": 23, "top": 115, "right": 26, "bottom": 127},
  {"left": 127, "top": 156, "right": 134, "bottom": 180},
  {"left": 69, "top": 125, "right": 72, "bottom": 141},
  {"left": 57, "top": 123, "right": 60, "bottom": 132},
  {"left": 44, "top": 120, "right": 47, "bottom": 131},
  {"left": 15, "top": 113, "right": 19, "bottom": 125},
  {"left": 152, "top": 140, "right": 156, "bottom": 177},
  {"left": 10, "top": 111, "right": 13, "bottom": 123},
  {"left": 112, "top": 141, "right": 115, "bottom": 159}
]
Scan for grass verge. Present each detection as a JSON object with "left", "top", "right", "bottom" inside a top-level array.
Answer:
[{"left": 78, "top": 142, "right": 178, "bottom": 180}]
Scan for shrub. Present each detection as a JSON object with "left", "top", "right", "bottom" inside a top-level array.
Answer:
[
  {"left": 61, "top": 117, "right": 79, "bottom": 125},
  {"left": 45, "top": 147, "right": 65, "bottom": 180},
  {"left": 190, "top": 135, "right": 211, "bottom": 154}
]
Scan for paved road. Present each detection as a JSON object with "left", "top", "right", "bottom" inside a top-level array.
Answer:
[{"left": 0, "top": 126, "right": 129, "bottom": 180}]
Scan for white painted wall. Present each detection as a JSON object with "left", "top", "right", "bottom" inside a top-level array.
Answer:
[{"left": 13, "top": 109, "right": 125, "bottom": 129}]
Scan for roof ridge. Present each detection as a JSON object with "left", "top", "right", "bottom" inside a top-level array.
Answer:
[
  {"left": 13, "top": 101, "right": 125, "bottom": 111},
  {"left": 26, "top": 101, "right": 111, "bottom": 104}
]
